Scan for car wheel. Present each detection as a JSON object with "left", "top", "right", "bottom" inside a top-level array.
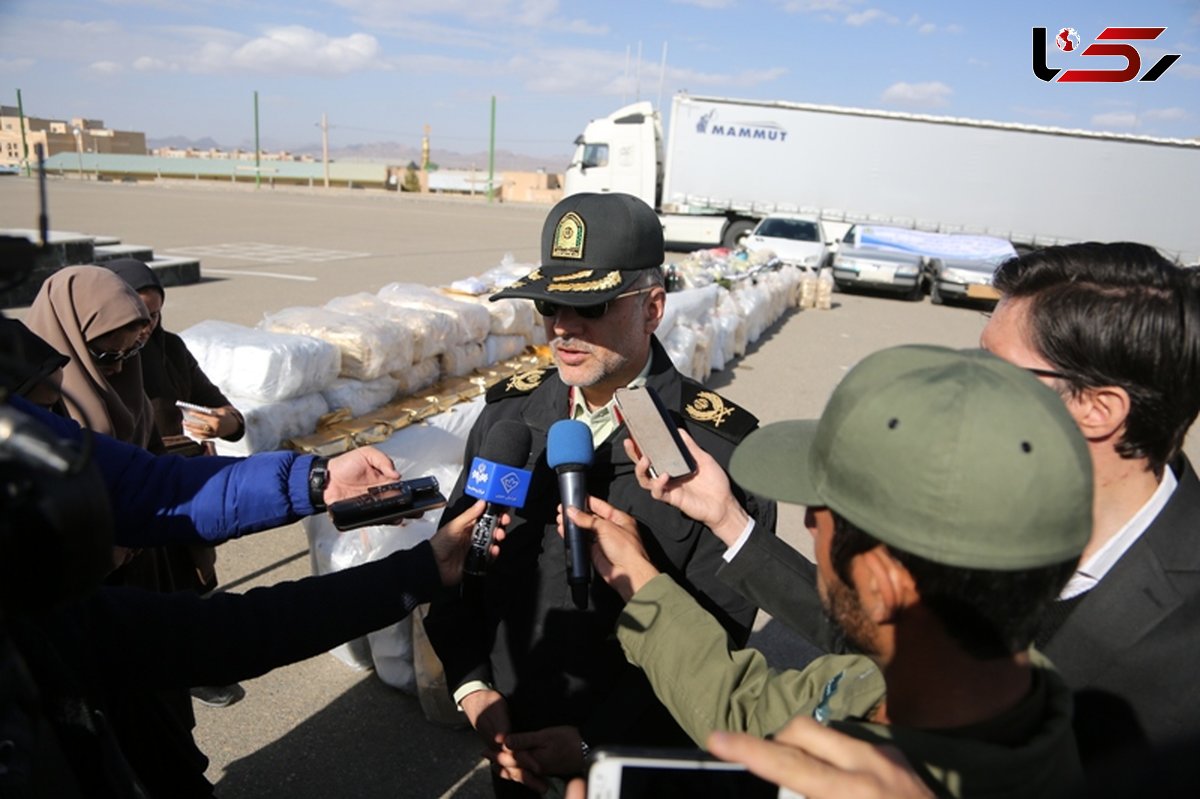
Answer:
[{"left": 722, "top": 220, "right": 755, "bottom": 249}]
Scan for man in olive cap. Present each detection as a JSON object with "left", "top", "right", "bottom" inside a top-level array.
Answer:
[
  {"left": 567, "top": 345, "right": 1091, "bottom": 798},
  {"left": 424, "top": 193, "right": 776, "bottom": 795}
]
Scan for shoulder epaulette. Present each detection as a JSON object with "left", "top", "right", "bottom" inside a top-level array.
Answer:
[
  {"left": 679, "top": 381, "right": 759, "bottom": 442},
  {"left": 487, "top": 367, "right": 555, "bottom": 403}
]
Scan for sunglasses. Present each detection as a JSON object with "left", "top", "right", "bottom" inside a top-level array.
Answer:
[
  {"left": 534, "top": 287, "right": 654, "bottom": 320},
  {"left": 88, "top": 338, "right": 145, "bottom": 365}
]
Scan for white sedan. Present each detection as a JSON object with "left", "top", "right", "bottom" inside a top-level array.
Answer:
[{"left": 741, "top": 214, "right": 830, "bottom": 271}]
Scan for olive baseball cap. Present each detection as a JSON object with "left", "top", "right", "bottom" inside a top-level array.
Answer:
[
  {"left": 730, "top": 345, "right": 1093, "bottom": 570},
  {"left": 490, "top": 192, "right": 664, "bottom": 306}
]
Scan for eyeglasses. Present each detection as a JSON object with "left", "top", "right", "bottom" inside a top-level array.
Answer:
[
  {"left": 88, "top": 338, "right": 145, "bottom": 365},
  {"left": 534, "top": 287, "right": 654, "bottom": 320}
]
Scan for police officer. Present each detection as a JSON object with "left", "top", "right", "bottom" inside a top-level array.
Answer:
[{"left": 424, "top": 192, "right": 777, "bottom": 795}]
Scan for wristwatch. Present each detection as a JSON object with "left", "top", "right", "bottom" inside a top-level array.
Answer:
[{"left": 308, "top": 457, "right": 331, "bottom": 512}]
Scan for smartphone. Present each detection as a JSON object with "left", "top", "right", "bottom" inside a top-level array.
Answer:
[
  {"left": 328, "top": 476, "right": 448, "bottom": 530},
  {"left": 586, "top": 748, "right": 787, "bottom": 799},
  {"left": 175, "top": 400, "right": 217, "bottom": 416},
  {"left": 614, "top": 386, "right": 697, "bottom": 479}
]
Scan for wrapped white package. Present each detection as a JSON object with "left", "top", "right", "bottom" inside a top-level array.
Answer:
[
  {"left": 261, "top": 306, "right": 413, "bottom": 381},
  {"left": 180, "top": 320, "right": 341, "bottom": 403},
  {"left": 732, "top": 283, "right": 770, "bottom": 344},
  {"left": 321, "top": 375, "right": 401, "bottom": 418},
  {"left": 447, "top": 276, "right": 489, "bottom": 295},
  {"left": 691, "top": 322, "right": 713, "bottom": 384},
  {"left": 662, "top": 325, "right": 700, "bottom": 381},
  {"left": 439, "top": 341, "right": 487, "bottom": 377},
  {"left": 213, "top": 392, "right": 330, "bottom": 456},
  {"left": 477, "top": 253, "right": 538, "bottom": 290},
  {"left": 325, "top": 292, "right": 453, "bottom": 363},
  {"left": 451, "top": 294, "right": 535, "bottom": 337},
  {"left": 391, "top": 357, "right": 441, "bottom": 397},
  {"left": 304, "top": 399, "right": 485, "bottom": 689},
  {"left": 378, "top": 282, "right": 491, "bottom": 344},
  {"left": 484, "top": 335, "right": 528, "bottom": 365}
]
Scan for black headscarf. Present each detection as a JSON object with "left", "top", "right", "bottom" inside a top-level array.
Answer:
[
  {"left": 0, "top": 317, "right": 69, "bottom": 400},
  {"left": 102, "top": 258, "right": 169, "bottom": 398}
]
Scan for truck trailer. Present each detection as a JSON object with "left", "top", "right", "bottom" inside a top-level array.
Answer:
[{"left": 563, "top": 94, "right": 1200, "bottom": 264}]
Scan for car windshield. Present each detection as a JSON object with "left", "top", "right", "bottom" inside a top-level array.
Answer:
[{"left": 756, "top": 218, "right": 819, "bottom": 241}]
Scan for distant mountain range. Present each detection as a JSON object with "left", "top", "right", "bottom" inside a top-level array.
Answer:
[{"left": 146, "top": 135, "right": 571, "bottom": 173}]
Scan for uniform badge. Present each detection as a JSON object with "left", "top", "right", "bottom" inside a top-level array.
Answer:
[
  {"left": 506, "top": 368, "right": 545, "bottom": 393},
  {"left": 551, "top": 212, "right": 585, "bottom": 260},
  {"left": 685, "top": 390, "right": 735, "bottom": 427}
]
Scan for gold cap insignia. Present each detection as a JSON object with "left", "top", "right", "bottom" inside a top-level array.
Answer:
[
  {"left": 685, "top": 390, "right": 734, "bottom": 427},
  {"left": 546, "top": 269, "right": 623, "bottom": 293},
  {"left": 551, "top": 212, "right": 585, "bottom": 260}
]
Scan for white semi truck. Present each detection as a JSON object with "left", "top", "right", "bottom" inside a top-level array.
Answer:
[{"left": 563, "top": 94, "right": 1200, "bottom": 264}]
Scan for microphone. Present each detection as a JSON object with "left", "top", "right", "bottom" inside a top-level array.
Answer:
[
  {"left": 547, "top": 419, "right": 594, "bottom": 609},
  {"left": 463, "top": 420, "right": 533, "bottom": 578}
]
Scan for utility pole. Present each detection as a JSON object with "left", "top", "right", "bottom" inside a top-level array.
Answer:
[
  {"left": 487, "top": 96, "right": 496, "bottom": 204},
  {"left": 16, "top": 89, "right": 30, "bottom": 177},
  {"left": 321, "top": 112, "right": 330, "bottom": 188},
  {"left": 253, "top": 90, "right": 261, "bottom": 189}
]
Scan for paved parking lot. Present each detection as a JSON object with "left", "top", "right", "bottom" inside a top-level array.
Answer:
[{"left": 3, "top": 178, "right": 1196, "bottom": 798}]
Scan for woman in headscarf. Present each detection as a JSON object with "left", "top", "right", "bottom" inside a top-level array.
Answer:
[
  {"left": 24, "top": 265, "right": 158, "bottom": 450},
  {"left": 103, "top": 258, "right": 245, "bottom": 709},
  {"left": 103, "top": 257, "right": 244, "bottom": 450}
]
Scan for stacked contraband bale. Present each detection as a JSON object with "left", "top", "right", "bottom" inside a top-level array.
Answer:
[
  {"left": 179, "top": 256, "right": 546, "bottom": 457},
  {"left": 658, "top": 247, "right": 804, "bottom": 382}
]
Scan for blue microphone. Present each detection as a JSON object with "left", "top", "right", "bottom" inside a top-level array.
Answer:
[
  {"left": 463, "top": 420, "right": 533, "bottom": 578},
  {"left": 547, "top": 419, "right": 595, "bottom": 609}
]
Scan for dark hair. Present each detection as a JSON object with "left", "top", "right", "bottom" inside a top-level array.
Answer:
[
  {"left": 992, "top": 242, "right": 1200, "bottom": 473},
  {"left": 829, "top": 513, "right": 1076, "bottom": 659}
]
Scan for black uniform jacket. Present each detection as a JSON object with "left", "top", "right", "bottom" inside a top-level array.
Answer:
[{"left": 424, "top": 338, "right": 777, "bottom": 746}]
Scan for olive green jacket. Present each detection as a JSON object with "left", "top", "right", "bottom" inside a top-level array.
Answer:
[{"left": 617, "top": 574, "right": 1082, "bottom": 799}]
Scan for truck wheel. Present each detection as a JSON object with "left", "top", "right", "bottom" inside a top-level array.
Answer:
[{"left": 722, "top": 220, "right": 755, "bottom": 249}]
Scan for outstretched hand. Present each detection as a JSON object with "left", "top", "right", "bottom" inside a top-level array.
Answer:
[
  {"left": 558, "top": 496, "right": 659, "bottom": 602},
  {"left": 707, "top": 716, "right": 934, "bottom": 799},
  {"left": 323, "top": 447, "right": 401, "bottom": 504},
  {"left": 625, "top": 429, "right": 750, "bottom": 546},
  {"left": 430, "top": 500, "right": 507, "bottom": 586}
]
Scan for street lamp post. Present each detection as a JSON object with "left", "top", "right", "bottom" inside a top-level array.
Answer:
[{"left": 72, "top": 127, "right": 85, "bottom": 181}]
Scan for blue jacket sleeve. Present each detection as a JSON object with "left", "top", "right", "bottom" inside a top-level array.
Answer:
[{"left": 12, "top": 396, "right": 316, "bottom": 546}]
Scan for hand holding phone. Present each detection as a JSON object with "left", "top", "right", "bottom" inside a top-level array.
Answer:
[
  {"left": 614, "top": 386, "right": 696, "bottom": 479},
  {"left": 328, "top": 476, "right": 448, "bottom": 530},
  {"left": 585, "top": 748, "right": 781, "bottom": 799}
]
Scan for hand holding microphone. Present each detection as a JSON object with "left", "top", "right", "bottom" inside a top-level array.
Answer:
[
  {"left": 463, "top": 420, "right": 534, "bottom": 578},
  {"left": 547, "top": 419, "right": 594, "bottom": 609}
]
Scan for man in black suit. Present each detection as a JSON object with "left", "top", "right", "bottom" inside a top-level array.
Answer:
[{"left": 713, "top": 242, "right": 1200, "bottom": 764}]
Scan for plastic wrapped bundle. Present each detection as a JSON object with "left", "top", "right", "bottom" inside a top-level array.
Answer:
[
  {"left": 213, "top": 392, "right": 330, "bottom": 456},
  {"left": 180, "top": 320, "right": 341, "bottom": 402},
  {"left": 450, "top": 293, "right": 536, "bottom": 337},
  {"left": 731, "top": 283, "right": 770, "bottom": 344},
  {"left": 378, "top": 282, "right": 491, "bottom": 344},
  {"left": 260, "top": 306, "right": 413, "bottom": 382},
  {"left": 691, "top": 322, "right": 713, "bottom": 383},
  {"left": 477, "top": 254, "right": 539, "bottom": 290},
  {"left": 321, "top": 375, "right": 401, "bottom": 418},
  {"left": 484, "top": 334, "right": 528, "bottom": 365},
  {"left": 662, "top": 324, "right": 700, "bottom": 381},
  {"left": 392, "top": 357, "right": 441, "bottom": 397},
  {"left": 325, "top": 292, "right": 453, "bottom": 363},
  {"left": 439, "top": 341, "right": 487, "bottom": 378}
]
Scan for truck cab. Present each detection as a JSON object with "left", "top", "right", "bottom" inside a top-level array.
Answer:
[{"left": 564, "top": 101, "right": 662, "bottom": 211}]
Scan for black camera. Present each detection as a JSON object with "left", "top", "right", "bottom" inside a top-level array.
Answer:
[{"left": 327, "top": 476, "right": 448, "bottom": 531}]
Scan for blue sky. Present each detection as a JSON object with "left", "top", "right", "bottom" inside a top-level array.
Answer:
[{"left": 1, "top": 0, "right": 1196, "bottom": 164}]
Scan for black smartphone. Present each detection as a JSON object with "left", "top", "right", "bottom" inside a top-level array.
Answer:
[
  {"left": 586, "top": 748, "right": 783, "bottom": 799},
  {"left": 614, "top": 386, "right": 697, "bottom": 479},
  {"left": 328, "top": 476, "right": 448, "bottom": 530}
]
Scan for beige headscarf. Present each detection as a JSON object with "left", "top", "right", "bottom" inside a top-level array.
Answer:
[{"left": 25, "top": 265, "right": 156, "bottom": 448}]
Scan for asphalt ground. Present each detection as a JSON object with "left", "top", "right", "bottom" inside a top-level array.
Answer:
[{"left": 3, "top": 177, "right": 1196, "bottom": 798}]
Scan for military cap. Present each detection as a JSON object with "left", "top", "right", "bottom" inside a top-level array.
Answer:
[
  {"left": 490, "top": 193, "right": 664, "bottom": 306},
  {"left": 730, "top": 345, "right": 1093, "bottom": 570}
]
